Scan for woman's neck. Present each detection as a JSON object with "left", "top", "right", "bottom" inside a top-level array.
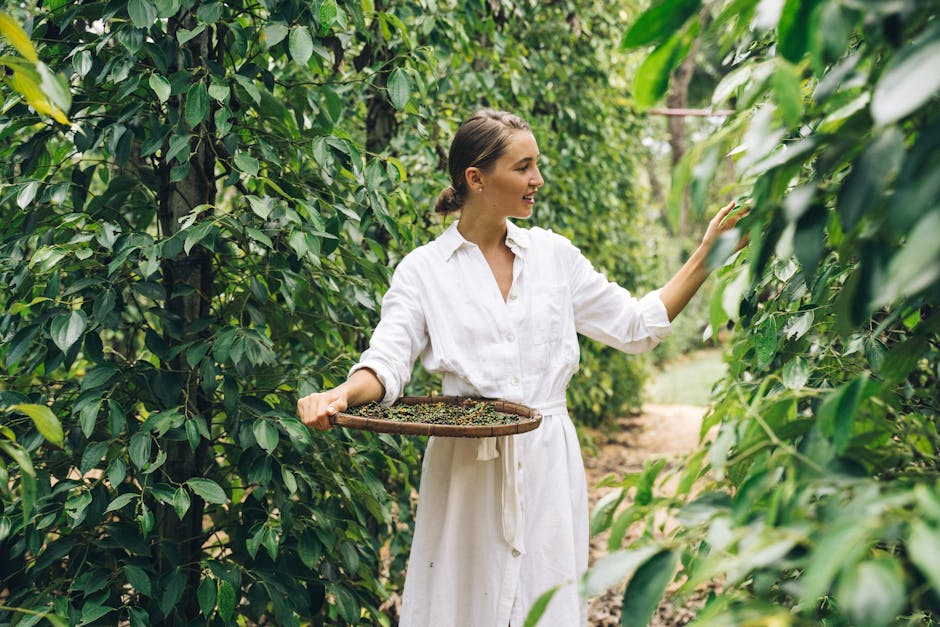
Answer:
[{"left": 457, "top": 206, "right": 509, "bottom": 253}]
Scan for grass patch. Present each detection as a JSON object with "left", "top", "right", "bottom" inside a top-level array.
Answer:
[{"left": 647, "top": 348, "right": 727, "bottom": 406}]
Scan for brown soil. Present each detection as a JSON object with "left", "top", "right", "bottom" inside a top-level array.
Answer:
[{"left": 582, "top": 404, "right": 708, "bottom": 627}]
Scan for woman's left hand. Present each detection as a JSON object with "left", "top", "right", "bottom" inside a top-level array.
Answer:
[{"left": 701, "top": 200, "right": 749, "bottom": 252}]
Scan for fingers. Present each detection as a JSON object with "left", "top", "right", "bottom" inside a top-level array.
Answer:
[{"left": 297, "top": 392, "right": 346, "bottom": 431}]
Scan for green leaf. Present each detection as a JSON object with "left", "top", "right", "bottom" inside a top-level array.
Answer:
[
  {"left": 11, "top": 404, "right": 63, "bottom": 447},
  {"left": 80, "top": 441, "right": 109, "bottom": 474},
  {"left": 124, "top": 564, "right": 152, "bottom": 597},
  {"left": 0, "top": 13, "right": 39, "bottom": 63},
  {"left": 17, "top": 181, "right": 38, "bottom": 208},
  {"left": 755, "top": 316, "right": 778, "bottom": 370},
  {"left": 782, "top": 356, "right": 809, "bottom": 390},
  {"left": 874, "top": 211, "right": 940, "bottom": 308},
  {"left": 298, "top": 530, "right": 321, "bottom": 568},
  {"left": 196, "top": 1, "right": 222, "bottom": 24},
  {"left": 801, "top": 517, "right": 872, "bottom": 604},
  {"left": 908, "top": 521, "right": 940, "bottom": 593},
  {"left": 386, "top": 67, "right": 411, "bottom": 111},
  {"left": 777, "top": 0, "right": 822, "bottom": 62},
  {"left": 128, "top": 0, "right": 158, "bottom": 29},
  {"left": 590, "top": 488, "right": 624, "bottom": 536},
  {"left": 620, "top": 549, "right": 679, "bottom": 627},
  {"left": 233, "top": 151, "right": 259, "bottom": 176},
  {"left": 51, "top": 310, "right": 87, "bottom": 353},
  {"left": 77, "top": 603, "right": 114, "bottom": 626},
  {"left": 216, "top": 580, "right": 236, "bottom": 621},
  {"left": 187, "top": 478, "right": 228, "bottom": 504},
  {"left": 837, "top": 127, "right": 904, "bottom": 233},
  {"left": 771, "top": 59, "right": 802, "bottom": 126},
  {"left": 185, "top": 82, "right": 209, "bottom": 128},
  {"left": 79, "top": 399, "right": 101, "bottom": 438},
  {"left": 817, "top": 374, "right": 877, "bottom": 453},
  {"left": 106, "top": 492, "right": 138, "bottom": 512},
  {"left": 331, "top": 584, "right": 359, "bottom": 623},
  {"left": 632, "top": 27, "right": 693, "bottom": 111},
  {"left": 289, "top": 26, "right": 313, "bottom": 65},
  {"left": 581, "top": 545, "right": 661, "bottom": 598},
  {"left": 263, "top": 22, "right": 289, "bottom": 47},
  {"left": 621, "top": 0, "right": 701, "bottom": 49},
  {"left": 871, "top": 21, "right": 940, "bottom": 125},
  {"left": 253, "top": 420, "right": 279, "bottom": 454},
  {"left": 523, "top": 585, "right": 561, "bottom": 627},
  {"left": 197, "top": 576, "right": 217, "bottom": 617},
  {"left": 836, "top": 558, "right": 905, "bottom": 627},
  {"left": 173, "top": 487, "right": 191, "bottom": 519},
  {"left": 149, "top": 74, "right": 170, "bottom": 103},
  {"left": 128, "top": 432, "right": 152, "bottom": 469},
  {"left": 319, "top": 0, "right": 338, "bottom": 31}
]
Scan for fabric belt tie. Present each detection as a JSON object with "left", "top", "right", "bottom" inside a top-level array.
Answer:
[{"left": 474, "top": 399, "right": 568, "bottom": 554}]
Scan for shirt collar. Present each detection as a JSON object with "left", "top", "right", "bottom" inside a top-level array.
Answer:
[{"left": 439, "top": 220, "right": 531, "bottom": 261}]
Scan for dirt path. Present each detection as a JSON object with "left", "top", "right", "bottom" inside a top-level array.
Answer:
[{"left": 581, "top": 404, "right": 708, "bottom": 626}]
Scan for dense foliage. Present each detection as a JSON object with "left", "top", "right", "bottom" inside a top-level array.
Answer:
[
  {"left": 584, "top": 0, "right": 940, "bottom": 626},
  {"left": 0, "top": 1, "right": 654, "bottom": 624}
]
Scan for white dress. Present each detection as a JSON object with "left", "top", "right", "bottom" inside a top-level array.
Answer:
[{"left": 350, "top": 220, "right": 671, "bottom": 626}]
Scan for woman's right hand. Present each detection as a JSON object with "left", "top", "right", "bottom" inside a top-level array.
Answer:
[{"left": 297, "top": 389, "right": 348, "bottom": 431}]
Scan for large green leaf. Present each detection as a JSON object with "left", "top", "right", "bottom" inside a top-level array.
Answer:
[
  {"left": 11, "top": 404, "right": 63, "bottom": 447},
  {"left": 908, "top": 521, "right": 940, "bottom": 593},
  {"left": 581, "top": 546, "right": 661, "bottom": 598},
  {"left": 620, "top": 549, "right": 679, "bottom": 627},
  {"left": 186, "top": 478, "right": 228, "bottom": 504},
  {"left": 871, "top": 21, "right": 940, "bottom": 125},
  {"left": 777, "top": 0, "right": 822, "bottom": 62},
  {"left": 632, "top": 22, "right": 698, "bottom": 111},
  {"left": 386, "top": 67, "right": 411, "bottom": 111},
  {"left": 289, "top": 26, "right": 313, "bottom": 65},
  {"left": 836, "top": 558, "right": 905, "bottom": 627},
  {"left": 185, "top": 82, "right": 209, "bottom": 128},
  {"left": 127, "top": 0, "right": 157, "bottom": 29},
  {"left": 621, "top": 0, "right": 701, "bottom": 49},
  {"left": 50, "top": 310, "right": 87, "bottom": 353}
]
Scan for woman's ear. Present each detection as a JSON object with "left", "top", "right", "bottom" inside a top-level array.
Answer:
[{"left": 464, "top": 167, "right": 484, "bottom": 192}]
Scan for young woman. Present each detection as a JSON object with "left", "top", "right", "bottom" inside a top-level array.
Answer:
[{"left": 297, "top": 109, "right": 745, "bottom": 626}]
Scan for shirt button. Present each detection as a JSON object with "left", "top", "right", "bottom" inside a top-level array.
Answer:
[
  {"left": 506, "top": 333, "right": 515, "bottom": 342},
  {"left": 511, "top": 376, "right": 520, "bottom": 386},
  {"left": 512, "top": 549, "right": 521, "bottom": 557},
  {"left": 509, "top": 292, "right": 518, "bottom": 301}
]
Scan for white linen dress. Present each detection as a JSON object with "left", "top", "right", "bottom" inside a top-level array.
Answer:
[{"left": 350, "top": 220, "right": 671, "bottom": 626}]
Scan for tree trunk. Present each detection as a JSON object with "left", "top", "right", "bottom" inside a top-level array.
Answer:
[
  {"left": 153, "top": 11, "right": 216, "bottom": 621},
  {"left": 665, "top": 15, "right": 703, "bottom": 237}
]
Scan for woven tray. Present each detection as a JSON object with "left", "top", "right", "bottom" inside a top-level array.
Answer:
[{"left": 331, "top": 396, "right": 542, "bottom": 438}]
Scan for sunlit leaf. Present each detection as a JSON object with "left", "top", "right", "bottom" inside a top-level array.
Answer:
[
  {"left": 149, "top": 74, "right": 170, "bottom": 103},
  {"left": 289, "top": 26, "right": 313, "bottom": 65},
  {"left": 871, "top": 21, "right": 940, "bottom": 125},
  {"left": 11, "top": 404, "right": 63, "bottom": 447},
  {"left": 621, "top": 0, "right": 701, "bottom": 49}
]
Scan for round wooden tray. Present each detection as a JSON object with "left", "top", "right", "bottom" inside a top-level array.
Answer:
[{"left": 331, "top": 396, "right": 542, "bottom": 438}]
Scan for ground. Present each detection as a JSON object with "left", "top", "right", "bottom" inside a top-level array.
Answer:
[{"left": 582, "top": 403, "right": 708, "bottom": 626}]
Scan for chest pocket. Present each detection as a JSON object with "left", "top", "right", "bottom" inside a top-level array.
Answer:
[{"left": 526, "top": 282, "right": 575, "bottom": 368}]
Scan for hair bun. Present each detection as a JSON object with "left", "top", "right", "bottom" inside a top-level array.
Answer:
[{"left": 434, "top": 185, "right": 462, "bottom": 214}]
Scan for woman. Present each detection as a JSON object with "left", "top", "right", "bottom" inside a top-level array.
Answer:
[{"left": 297, "top": 109, "right": 745, "bottom": 626}]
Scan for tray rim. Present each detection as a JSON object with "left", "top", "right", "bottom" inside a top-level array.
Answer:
[{"left": 330, "top": 396, "right": 543, "bottom": 438}]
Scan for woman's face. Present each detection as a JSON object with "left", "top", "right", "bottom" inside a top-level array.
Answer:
[{"left": 476, "top": 130, "right": 544, "bottom": 220}]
